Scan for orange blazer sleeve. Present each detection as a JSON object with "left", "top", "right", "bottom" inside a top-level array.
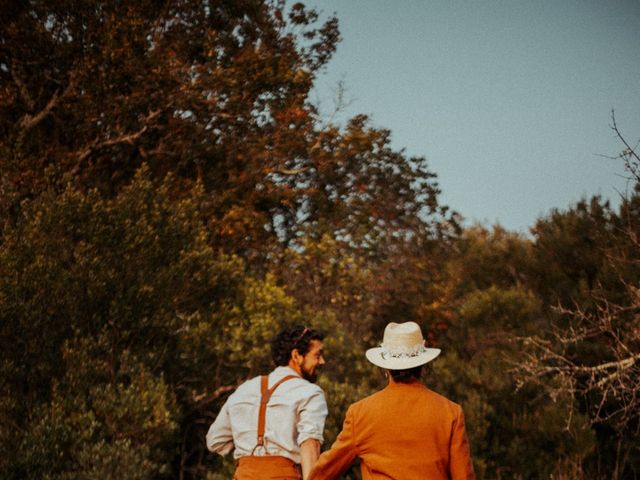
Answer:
[
  {"left": 309, "top": 405, "right": 358, "bottom": 480},
  {"left": 449, "top": 406, "right": 476, "bottom": 480}
]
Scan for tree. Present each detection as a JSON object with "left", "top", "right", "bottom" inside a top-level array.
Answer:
[
  {"left": 430, "top": 224, "right": 610, "bottom": 479},
  {"left": 448, "top": 225, "right": 535, "bottom": 293},
  {"left": 530, "top": 196, "right": 618, "bottom": 307},
  {"left": 515, "top": 121, "right": 640, "bottom": 479},
  {"left": 1, "top": 0, "right": 336, "bottom": 249},
  {"left": 1, "top": 0, "right": 452, "bottom": 265}
]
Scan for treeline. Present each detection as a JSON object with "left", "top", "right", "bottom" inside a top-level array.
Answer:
[{"left": 0, "top": 1, "right": 638, "bottom": 479}]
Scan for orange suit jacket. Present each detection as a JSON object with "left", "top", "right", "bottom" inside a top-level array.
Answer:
[{"left": 309, "top": 379, "right": 475, "bottom": 480}]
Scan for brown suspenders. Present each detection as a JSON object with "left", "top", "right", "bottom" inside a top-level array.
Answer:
[{"left": 255, "top": 374, "right": 299, "bottom": 449}]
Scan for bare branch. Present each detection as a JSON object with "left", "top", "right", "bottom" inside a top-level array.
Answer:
[
  {"left": 18, "top": 88, "right": 61, "bottom": 130},
  {"left": 274, "top": 167, "right": 309, "bottom": 176},
  {"left": 10, "top": 61, "right": 35, "bottom": 110},
  {"left": 513, "top": 275, "right": 640, "bottom": 430},
  {"left": 610, "top": 110, "right": 640, "bottom": 183},
  {"left": 15, "top": 71, "right": 77, "bottom": 144},
  {"left": 192, "top": 383, "right": 237, "bottom": 408},
  {"left": 73, "top": 109, "right": 161, "bottom": 164}
]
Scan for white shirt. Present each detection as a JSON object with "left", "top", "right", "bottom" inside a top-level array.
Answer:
[{"left": 206, "top": 366, "right": 328, "bottom": 464}]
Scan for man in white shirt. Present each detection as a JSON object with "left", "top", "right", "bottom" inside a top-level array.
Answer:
[{"left": 207, "top": 325, "right": 328, "bottom": 479}]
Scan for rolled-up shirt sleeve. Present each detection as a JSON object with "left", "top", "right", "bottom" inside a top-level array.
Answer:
[
  {"left": 206, "top": 400, "right": 234, "bottom": 455},
  {"left": 296, "top": 387, "right": 328, "bottom": 446}
]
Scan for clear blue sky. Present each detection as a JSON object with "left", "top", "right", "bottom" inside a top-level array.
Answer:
[{"left": 306, "top": 1, "right": 640, "bottom": 233}]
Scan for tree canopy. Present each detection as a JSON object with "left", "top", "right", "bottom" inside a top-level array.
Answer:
[{"left": 1, "top": 1, "right": 639, "bottom": 479}]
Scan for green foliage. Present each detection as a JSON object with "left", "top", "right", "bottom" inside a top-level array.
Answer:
[
  {"left": 0, "top": 166, "right": 377, "bottom": 478},
  {"left": 452, "top": 225, "right": 535, "bottom": 293},
  {"left": 0, "top": 170, "right": 189, "bottom": 476},
  {"left": 531, "top": 196, "right": 623, "bottom": 306},
  {"left": 11, "top": 343, "right": 177, "bottom": 479},
  {"left": 433, "top": 285, "right": 596, "bottom": 479}
]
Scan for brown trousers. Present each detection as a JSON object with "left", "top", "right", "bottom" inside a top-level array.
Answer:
[{"left": 234, "top": 456, "right": 301, "bottom": 480}]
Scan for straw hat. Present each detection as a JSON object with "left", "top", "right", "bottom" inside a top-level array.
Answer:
[{"left": 365, "top": 322, "right": 441, "bottom": 370}]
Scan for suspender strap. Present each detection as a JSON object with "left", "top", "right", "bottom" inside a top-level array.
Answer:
[
  {"left": 256, "top": 374, "right": 298, "bottom": 448},
  {"left": 256, "top": 375, "right": 269, "bottom": 447}
]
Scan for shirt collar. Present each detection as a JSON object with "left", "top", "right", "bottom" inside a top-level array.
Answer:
[{"left": 272, "top": 365, "right": 302, "bottom": 380}]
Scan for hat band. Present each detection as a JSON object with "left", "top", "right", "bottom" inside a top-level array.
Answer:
[{"left": 379, "top": 343, "right": 428, "bottom": 360}]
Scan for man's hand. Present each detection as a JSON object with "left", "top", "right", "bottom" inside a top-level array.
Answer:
[{"left": 300, "top": 438, "right": 321, "bottom": 479}]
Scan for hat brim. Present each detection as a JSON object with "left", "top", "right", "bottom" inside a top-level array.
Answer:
[{"left": 365, "top": 347, "right": 441, "bottom": 370}]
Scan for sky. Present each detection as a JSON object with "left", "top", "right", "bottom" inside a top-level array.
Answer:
[{"left": 305, "top": 1, "right": 640, "bottom": 233}]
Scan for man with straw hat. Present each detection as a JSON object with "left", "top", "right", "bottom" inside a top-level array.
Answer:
[
  {"left": 207, "top": 325, "right": 328, "bottom": 479},
  {"left": 309, "top": 321, "right": 475, "bottom": 480}
]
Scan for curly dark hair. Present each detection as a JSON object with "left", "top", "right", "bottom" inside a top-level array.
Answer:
[
  {"left": 271, "top": 325, "right": 325, "bottom": 366},
  {"left": 389, "top": 365, "right": 423, "bottom": 383}
]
